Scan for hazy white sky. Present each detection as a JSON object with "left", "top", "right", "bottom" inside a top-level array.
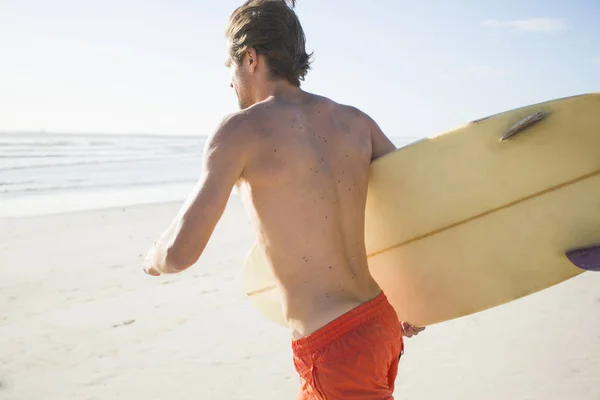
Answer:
[{"left": 1, "top": 0, "right": 599, "bottom": 139}]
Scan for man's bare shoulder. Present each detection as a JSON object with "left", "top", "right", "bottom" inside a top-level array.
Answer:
[
  {"left": 207, "top": 111, "right": 257, "bottom": 148},
  {"left": 334, "top": 102, "right": 377, "bottom": 128},
  {"left": 200, "top": 111, "right": 262, "bottom": 172},
  {"left": 305, "top": 93, "right": 372, "bottom": 126},
  {"left": 305, "top": 94, "right": 396, "bottom": 160}
]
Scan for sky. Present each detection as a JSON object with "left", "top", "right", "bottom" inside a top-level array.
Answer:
[{"left": 1, "top": 0, "right": 599, "bottom": 139}]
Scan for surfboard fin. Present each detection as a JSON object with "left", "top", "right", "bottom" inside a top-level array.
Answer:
[
  {"left": 566, "top": 245, "right": 600, "bottom": 272},
  {"left": 500, "top": 111, "right": 550, "bottom": 141}
]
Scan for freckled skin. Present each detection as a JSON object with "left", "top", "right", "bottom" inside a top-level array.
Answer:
[
  {"left": 145, "top": 51, "right": 403, "bottom": 340},
  {"left": 235, "top": 93, "right": 397, "bottom": 338}
]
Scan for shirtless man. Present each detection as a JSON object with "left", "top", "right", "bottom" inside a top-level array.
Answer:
[{"left": 143, "top": 0, "right": 424, "bottom": 398}]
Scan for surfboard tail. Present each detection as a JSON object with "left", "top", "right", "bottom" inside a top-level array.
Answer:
[{"left": 566, "top": 245, "right": 600, "bottom": 272}]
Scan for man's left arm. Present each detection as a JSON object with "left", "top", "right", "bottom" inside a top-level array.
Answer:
[{"left": 143, "top": 114, "right": 249, "bottom": 276}]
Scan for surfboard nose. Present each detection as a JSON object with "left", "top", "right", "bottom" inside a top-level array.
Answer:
[{"left": 566, "top": 245, "right": 600, "bottom": 272}]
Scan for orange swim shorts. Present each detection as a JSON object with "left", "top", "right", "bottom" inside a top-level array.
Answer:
[{"left": 292, "top": 291, "right": 404, "bottom": 400}]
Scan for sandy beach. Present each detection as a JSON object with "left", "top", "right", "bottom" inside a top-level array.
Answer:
[{"left": 1, "top": 196, "right": 599, "bottom": 399}]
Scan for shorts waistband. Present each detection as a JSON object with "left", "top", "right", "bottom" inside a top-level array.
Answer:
[{"left": 291, "top": 291, "right": 399, "bottom": 357}]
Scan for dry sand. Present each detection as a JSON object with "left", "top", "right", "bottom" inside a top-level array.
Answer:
[{"left": 1, "top": 197, "right": 599, "bottom": 399}]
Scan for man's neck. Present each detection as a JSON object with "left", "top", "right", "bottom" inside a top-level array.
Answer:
[{"left": 251, "top": 78, "right": 303, "bottom": 105}]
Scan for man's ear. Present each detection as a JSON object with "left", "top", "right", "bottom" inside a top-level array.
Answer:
[{"left": 246, "top": 48, "right": 259, "bottom": 72}]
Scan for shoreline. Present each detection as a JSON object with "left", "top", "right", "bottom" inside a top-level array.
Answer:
[{"left": 0, "top": 183, "right": 242, "bottom": 219}]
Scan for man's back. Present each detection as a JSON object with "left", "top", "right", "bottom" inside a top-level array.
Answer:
[{"left": 237, "top": 92, "right": 391, "bottom": 338}]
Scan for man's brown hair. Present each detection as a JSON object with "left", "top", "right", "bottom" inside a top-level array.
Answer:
[{"left": 226, "top": 0, "right": 313, "bottom": 87}]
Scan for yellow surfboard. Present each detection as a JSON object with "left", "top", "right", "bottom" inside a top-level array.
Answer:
[{"left": 242, "top": 93, "right": 600, "bottom": 328}]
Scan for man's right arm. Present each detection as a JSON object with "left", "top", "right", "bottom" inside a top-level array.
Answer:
[{"left": 366, "top": 114, "right": 396, "bottom": 162}]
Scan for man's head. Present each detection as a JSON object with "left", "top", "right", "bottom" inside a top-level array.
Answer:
[{"left": 225, "top": 0, "right": 313, "bottom": 109}]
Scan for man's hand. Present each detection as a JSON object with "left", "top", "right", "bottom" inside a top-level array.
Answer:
[
  {"left": 143, "top": 242, "right": 162, "bottom": 276},
  {"left": 401, "top": 321, "right": 426, "bottom": 338},
  {"left": 143, "top": 261, "right": 161, "bottom": 276}
]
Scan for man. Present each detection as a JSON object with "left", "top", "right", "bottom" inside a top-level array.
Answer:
[{"left": 143, "top": 0, "right": 424, "bottom": 398}]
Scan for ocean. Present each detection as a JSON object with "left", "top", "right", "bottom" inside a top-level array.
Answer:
[
  {"left": 0, "top": 133, "right": 204, "bottom": 217},
  {"left": 0, "top": 132, "right": 420, "bottom": 217}
]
